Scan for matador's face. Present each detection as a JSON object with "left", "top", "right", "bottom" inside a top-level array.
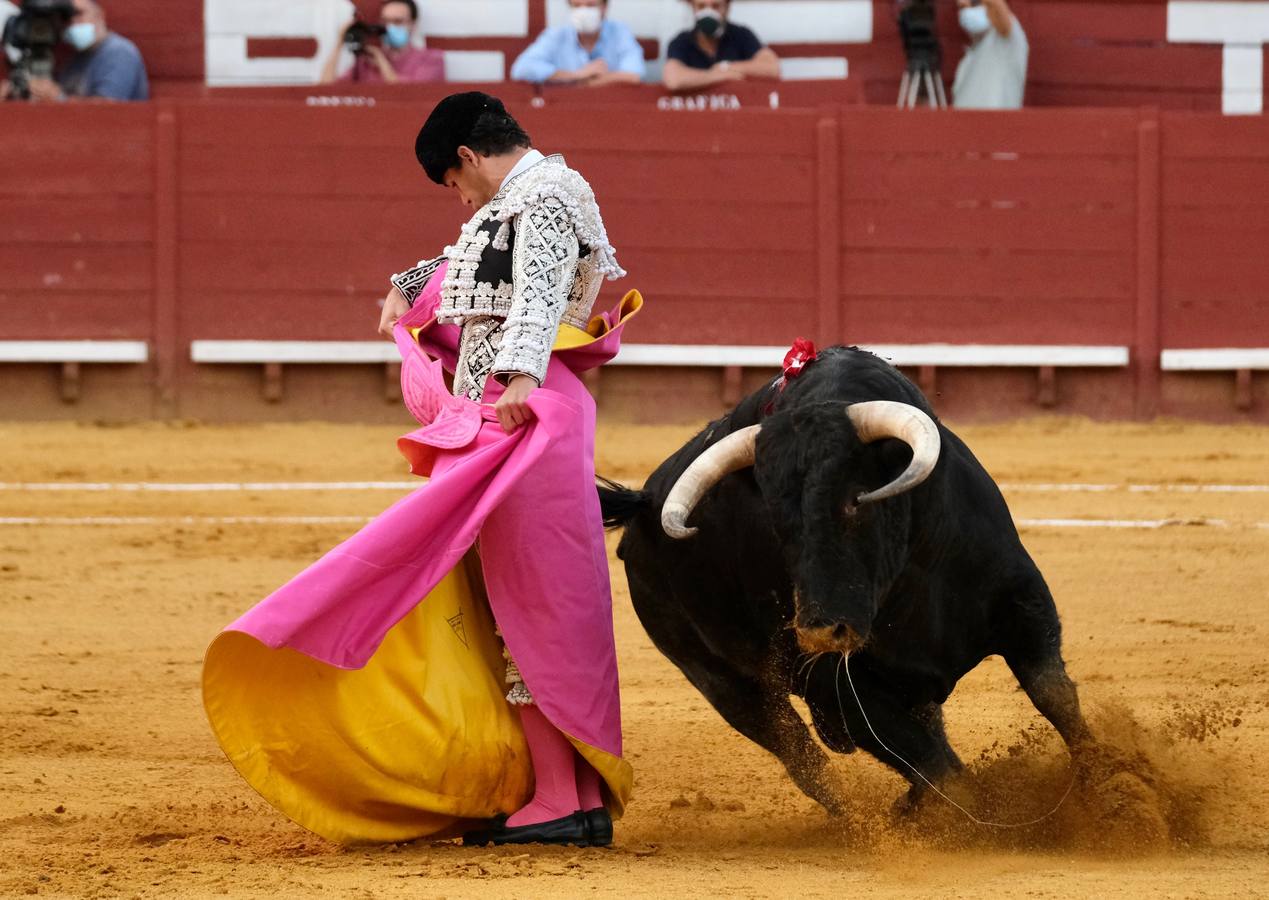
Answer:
[{"left": 444, "top": 148, "right": 496, "bottom": 209}]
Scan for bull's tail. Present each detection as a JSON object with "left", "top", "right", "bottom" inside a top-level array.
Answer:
[{"left": 596, "top": 476, "right": 648, "bottom": 529}]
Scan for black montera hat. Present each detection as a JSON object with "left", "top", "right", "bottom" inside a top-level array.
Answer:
[{"left": 415, "top": 91, "right": 504, "bottom": 185}]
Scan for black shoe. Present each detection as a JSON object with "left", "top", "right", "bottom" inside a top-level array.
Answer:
[
  {"left": 583, "top": 807, "right": 613, "bottom": 847},
  {"left": 462, "top": 811, "right": 589, "bottom": 847},
  {"left": 459, "top": 813, "right": 507, "bottom": 847}
]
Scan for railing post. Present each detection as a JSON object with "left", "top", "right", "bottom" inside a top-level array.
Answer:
[
  {"left": 1134, "top": 107, "right": 1162, "bottom": 419},
  {"left": 816, "top": 108, "right": 842, "bottom": 346},
  {"left": 153, "top": 101, "right": 180, "bottom": 418}
]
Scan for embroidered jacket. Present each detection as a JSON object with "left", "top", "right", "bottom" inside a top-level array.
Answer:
[{"left": 390, "top": 154, "right": 623, "bottom": 389}]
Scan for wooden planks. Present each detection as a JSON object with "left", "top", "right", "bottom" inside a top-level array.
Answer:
[
  {"left": 1160, "top": 112, "right": 1269, "bottom": 348},
  {"left": 0, "top": 294, "right": 154, "bottom": 341},
  {"left": 172, "top": 102, "right": 820, "bottom": 347},
  {"left": 841, "top": 296, "right": 1135, "bottom": 344},
  {"left": 0, "top": 106, "right": 157, "bottom": 338},
  {"left": 1, "top": 98, "right": 1267, "bottom": 417},
  {"left": 837, "top": 106, "right": 1138, "bottom": 346}
]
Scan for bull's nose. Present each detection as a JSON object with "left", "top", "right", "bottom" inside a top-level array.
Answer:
[{"left": 796, "top": 621, "right": 864, "bottom": 655}]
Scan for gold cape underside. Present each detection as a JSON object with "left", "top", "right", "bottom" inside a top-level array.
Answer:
[{"left": 203, "top": 553, "right": 633, "bottom": 846}]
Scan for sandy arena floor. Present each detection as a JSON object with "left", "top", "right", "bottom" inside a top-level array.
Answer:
[{"left": 1, "top": 416, "right": 1267, "bottom": 898}]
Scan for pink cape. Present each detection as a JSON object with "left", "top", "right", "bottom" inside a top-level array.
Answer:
[
  {"left": 209, "top": 265, "right": 637, "bottom": 787},
  {"left": 206, "top": 266, "right": 644, "bottom": 842}
]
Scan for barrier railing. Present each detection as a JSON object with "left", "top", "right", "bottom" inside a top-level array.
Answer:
[{"left": 1, "top": 98, "right": 1266, "bottom": 419}]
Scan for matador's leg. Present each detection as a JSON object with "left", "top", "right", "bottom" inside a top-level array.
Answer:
[{"left": 503, "top": 640, "right": 602, "bottom": 817}]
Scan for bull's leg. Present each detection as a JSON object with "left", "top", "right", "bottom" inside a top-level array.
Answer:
[
  {"left": 804, "top": 658, "right": 959, "bottom": 812},
  {"left": 916, "top": 702, "right": 964, "bottom": 774},
  {"left": 1006, "top": 655, "right": 1093, "bottom": 751},
  {"left": 1000, "top": 590, "right": 1094, "bottom": 752},
  {"left": 683, "top": 662, "right": 848, "bottom": 816},
  {"left": 628, "top": 572, "right": 848, "bottom": 816}
]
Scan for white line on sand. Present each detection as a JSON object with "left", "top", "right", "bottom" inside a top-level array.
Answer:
[
  {"left": 0, "top": 516, "right": 373, "bottom": 526},
  {"left": 0, "top": 481, "right": 419, "bottom": 492},
  {"left": 0, "top": 516, "right": 1264, "bottom": 530},
  {"left": 999, "top": 483, "right": 1269, "bottom": 493},
  {"left": 1015, "top": 517, "right": 1235, "bottom": 529},
  {"left": 0, "top": 481, "right": 1267, "bottom": 494}
]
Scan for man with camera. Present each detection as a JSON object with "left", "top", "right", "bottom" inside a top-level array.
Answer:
[
  {"left": 951, "top": 0, "right": 1028, "bottom": 109},
  {"left": 1, "top": 0, "right": 147, "bottom": 102},
  {"left": 319, "top": 0, "right": 444, "bottom": 85}
]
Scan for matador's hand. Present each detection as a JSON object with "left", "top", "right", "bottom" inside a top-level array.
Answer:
[
  {"left": 494, "top": 374, "right": 537, "bottom": 434},
  {"left": 378, "top": 286, "right": 410, "bottom": 338}
]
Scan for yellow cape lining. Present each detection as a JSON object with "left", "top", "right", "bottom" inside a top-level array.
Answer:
[
  {"left": 203, "top": 553, "right": 632, "bottom": 845},
  {"left": 409, "top": 289, "right": 644, "bottom": 351}
]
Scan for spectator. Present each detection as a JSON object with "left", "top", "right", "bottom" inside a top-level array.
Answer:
[
  {"left": 319, "top": 0, "right": 444, "bottom": 85},
  {"left": 951, "top": 0, "right": 1027, "bottom": 109},
  {"left": 2, "top": 0, "right": 148, "bottom": 102},
  {"left": 0, "top": 1, "right": 17, "bottom": 62},
  {"left": 1, "top": 1, "right": 19, "bottom": 93},
  {"left": 662, "top": 0, "right": 779, "bottom": 93},
  {"left": 511, "top": 0, "right": 645, "bottom": 86}
]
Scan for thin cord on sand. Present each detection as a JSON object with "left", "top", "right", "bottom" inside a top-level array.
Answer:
[{"left": 842, "top": 652, "right": 1076, "bottom": 829}]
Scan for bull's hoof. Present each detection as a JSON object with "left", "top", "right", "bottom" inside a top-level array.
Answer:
[{"left": 890, "top": 786, "right": 927, "bottom": 819}]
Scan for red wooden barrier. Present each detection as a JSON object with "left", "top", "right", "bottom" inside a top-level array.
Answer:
[
  {"left": 1160, "top": 113, "right": 1269, "bottom": 349},
  {"left": 200, "top": 80, "right": 864, "bottom": 110},
  {"left": 837, "top": 107, "right": 1140, "bottom": 346},
  {"left": 0, "top": 105, "right": 156, "bottom": 341},
  {"left": 2, "top": 100, "right": 1268, "bottom": 420}
]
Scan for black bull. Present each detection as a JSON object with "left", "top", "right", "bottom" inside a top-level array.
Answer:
[{"left": 598, "top": 346, "right": 1092, "bottom": 814}]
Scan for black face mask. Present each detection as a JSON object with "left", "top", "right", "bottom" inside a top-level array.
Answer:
[{"left": 694, "top": 11, "right": 724, "bottom": 38}]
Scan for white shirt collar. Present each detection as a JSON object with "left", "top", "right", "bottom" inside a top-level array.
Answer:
[{"left": 499, "top": 148, "right": 545, "bottom": 192}]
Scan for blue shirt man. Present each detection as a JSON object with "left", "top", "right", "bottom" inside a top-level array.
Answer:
[
  {"left": 14, "top": 0, "right": 149, "bottom": 102},
  {"left": 57, "top": 32, "right": 149, "bottom": 101},
  {"left": 511, "top": 0, "right": 645, "bottom": 85}
]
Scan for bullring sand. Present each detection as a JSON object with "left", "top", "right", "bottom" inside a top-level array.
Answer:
[{"left": 1, "top": 416, "right": 1267, "bottom": 898}]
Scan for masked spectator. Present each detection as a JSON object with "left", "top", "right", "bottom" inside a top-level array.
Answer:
[
  {"left": 0, "top": 0, "right": 17, "bottom": 65},
  {"left": 511, "top": 0, "right": 645, "bottom": 85},
  {"left": 952, "top": 0, "right": 1027, "bottom": 109},
  {"left": 319, "top": 0, "right": 444, "bottom": 85},
  {"left": 662, "top": 0, "right": 779, "bottom": 92},
  {"left": 2, "top": 0, "right": 148, "bottom": 102}
]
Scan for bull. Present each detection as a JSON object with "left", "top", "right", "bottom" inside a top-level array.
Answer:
[{"left": 599, "top": 346, "right": 1092, "bottom": 814}]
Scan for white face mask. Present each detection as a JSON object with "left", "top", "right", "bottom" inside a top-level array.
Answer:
[
  {"left": 959, "top": 5, "right": 990, "bottom": 36},
  {"left": 570, "top": 6, "right": 603, "bottom": 34}
]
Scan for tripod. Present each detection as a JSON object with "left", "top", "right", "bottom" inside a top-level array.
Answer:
[
  {"left": 897, "top": 60, "right": 947, "bottom": 109},
  {"left": 896, "top": 0, "right": 947, "bottom": 110}
]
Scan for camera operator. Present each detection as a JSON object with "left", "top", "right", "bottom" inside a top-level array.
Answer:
[
  {"left": 319, "top": 0, "right": 444, "bottom": 85},
  {"left": 1, "top": 0, "right": 148, "bottom": 102},
  {"left": 0, "top": 1, "right": 17, "bottom": 56},
  {"left": 951, "top": 0, "right": 1027, "bottom": 109}
]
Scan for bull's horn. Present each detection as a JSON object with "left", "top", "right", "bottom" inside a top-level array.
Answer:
[
  {"left": 661, "top": 426, "right": 760, "bottom": 539},
  {"left": 846, "top": 401, "right": 941, "bottom": 504}
]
